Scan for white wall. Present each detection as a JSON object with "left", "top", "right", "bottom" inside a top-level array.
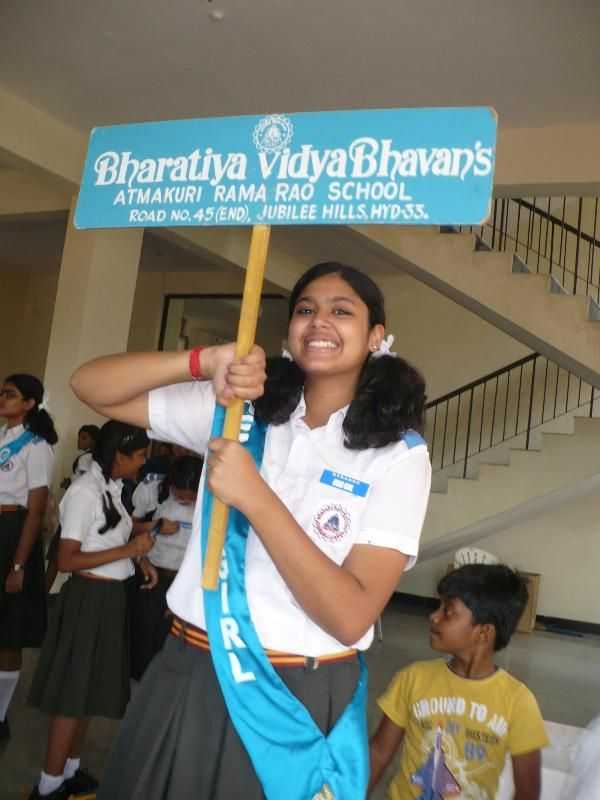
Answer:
[{"left": 401, "top": 490, "right": 600, "bottom": 625}]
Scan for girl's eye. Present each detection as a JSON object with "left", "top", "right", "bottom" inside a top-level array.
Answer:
[
  {"left": 295, "top": 307, "right": 313, "bottom": 315},
  {"left": 333, "top": 307, "right": 352, "bottom": 316}
]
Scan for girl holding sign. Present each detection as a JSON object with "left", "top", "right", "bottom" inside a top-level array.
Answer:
[
  {"left": 0, "top": 374, "right": 56, "bottom": 742},
  {"left": 72, "top": 262, "right": 431, "bottom": 800}
]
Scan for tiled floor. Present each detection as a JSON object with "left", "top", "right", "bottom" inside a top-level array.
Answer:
[{"left": 2, "top": 602, "right": 599, "bottom": 799}]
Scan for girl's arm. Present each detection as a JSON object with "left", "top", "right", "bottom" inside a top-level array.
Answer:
[
  {"left": 208, "top": 440, "right": 414, "bottom": 646},
  {"left": 512, "top": 751, "right": 542, "bottom": 800},
  {"left": 70, "top": 345, "right": 266, "bottom": 427},
  {"left": 57, "top": 532, "right": 153, "bottom": 573},
  {"left": 369, "top": 716, "right": 405, "bottom": 795},
  {"left": 5, "top": 486, "right": 48, "bottom": 594}
]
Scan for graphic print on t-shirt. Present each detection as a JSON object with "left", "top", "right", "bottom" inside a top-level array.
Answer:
[{"left": 411, "top": 726, "right": 461, "bottom": 799}]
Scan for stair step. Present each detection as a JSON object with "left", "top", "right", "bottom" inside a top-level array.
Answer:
[
  {"left": 473, "top": 234, "right": 492, "bottom": 252},
  {"left": 549, "top": 275, "right": 568, "bottom": 295}
]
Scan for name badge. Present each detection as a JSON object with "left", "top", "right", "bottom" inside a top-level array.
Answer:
[{"left": 320, "top": 469, "right": 369, "bottom": 497}]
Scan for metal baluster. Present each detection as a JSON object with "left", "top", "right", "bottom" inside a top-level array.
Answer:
[
  {"left": 515, "top": 365, "right": 523, "bottom": 435},
  {"left": 490, "top": 377, "right": 499, "bottom": 447},
  {"left": 431, "top": 404, "right": 438, "bottom": 470},
  {"left": 452, "top": 395, "right": 461, "bottom": 465},
  {"left": 553, "top": 365, "right": 560, "bottom": 419},
  {"left": 500, "top": 198, "right": 507, "bottom": 250},
  {"left": 440, "top": 401, "right": 448, "bottom": 469},
  {"left": 566, "top": 372, "right": 571, "bottom": 414},
  {"left": 478, "top": 382, "right": 487, "bottom": 452},
  {"left": 463, "top": 389, "right": 474, "bottom": 479},
  {"left": 515, "top": 200, "right": 522, "bottom": 256},
  {"left": 559, "top": 196, "right": 567, "bottom": 285},
  {"left": 491, "top": 198, "right": 498, "bottom": 249},
  {"left": 525, "top": 359, "right": 537, "bottom": 450},
  {"left": 525, "top": 202, "right": 533, "bottom": 264},
  {"left": 541, "top": 358, "right": 549, "bottom": 422},
  {"left": 537, "top": 200, "right": 543, "bottom": 270},
  {"left": 543, "top": 197, "right": 551, "bottom": 273},
  {"left": 591, "top": 387, "right": 596, "bottom": 419},
  {"left": 573, "top": 197, "right": 583, "bottom": 295},
  {"left": 502, "top": 372, "right": 510, "bottom": 442}
]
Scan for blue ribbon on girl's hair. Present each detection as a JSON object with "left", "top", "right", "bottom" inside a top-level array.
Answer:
[{"left": 201, "top": 403, "right": 369, "bottom": 800}]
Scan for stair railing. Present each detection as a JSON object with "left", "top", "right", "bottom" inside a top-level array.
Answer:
[
  {"left": 425, "top": 352, "right": 598, "bottom": 476},
  {"left": 457, "top": 196, "right": 600, "bottom": 302}
]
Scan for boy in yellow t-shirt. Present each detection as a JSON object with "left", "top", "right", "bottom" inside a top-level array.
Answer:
[{"left": 370, "top": 565, "right": 548, "bottom": 800}]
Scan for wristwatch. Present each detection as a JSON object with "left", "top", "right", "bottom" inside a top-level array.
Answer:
[{"left": 12, "top": 563, "right": 23, "bottom": 572}]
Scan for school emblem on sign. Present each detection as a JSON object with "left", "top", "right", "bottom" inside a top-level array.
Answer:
[
  {"left": 252, "top": 114, "right": 294, "bottom": 153},
  {"left": 313, "top": 503, "right": 351, "bottom": 542}
]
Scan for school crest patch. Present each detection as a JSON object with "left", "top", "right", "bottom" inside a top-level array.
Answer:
[{"left": 313, "top": 503, "right": 351, "bottom": 543}]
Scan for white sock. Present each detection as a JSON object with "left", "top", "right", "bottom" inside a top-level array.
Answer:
[
  {"left": 0, "top": 670, "right": 20, "bottom": 721},
  {"left": 63, "top": 757, "right": 80, "bottom": 780},
  {"left": 38, "top": 771, "right": 64, "bottom": 796}
]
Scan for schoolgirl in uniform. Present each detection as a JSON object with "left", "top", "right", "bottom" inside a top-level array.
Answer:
[
  {"left": 28, "top": 420, "right": 154, "bottom": 800},
  {"left": 72, "top": 262, "right": 432, "bottom": 800},
  {"left": 130, "top": 454, "right": 203, "bottom": 680},
  {"left": 0, "top": 374, "right": 56, "bottom": 741}
]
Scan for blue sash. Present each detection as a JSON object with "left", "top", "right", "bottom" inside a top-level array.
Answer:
[
  {"left": 0, "top": 429, "right": 36, "bottom": 467},
  {"left": 201, "top": 404, "right": 369, "bottom": 800}
]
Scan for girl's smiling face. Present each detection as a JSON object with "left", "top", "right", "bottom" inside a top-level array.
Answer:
[{"left": 287, "top": 273, "right": 384, "bottom": 379}]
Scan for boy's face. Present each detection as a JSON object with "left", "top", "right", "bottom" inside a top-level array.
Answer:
[{"left": 429, "top": 596, "right": 485, "bottom": 654}]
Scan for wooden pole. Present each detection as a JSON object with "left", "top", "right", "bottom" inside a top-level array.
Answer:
[{"left": 202, "top": 224, "right": 271, "bottom": 590}]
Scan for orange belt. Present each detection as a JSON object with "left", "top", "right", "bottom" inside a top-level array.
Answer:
[
  {"left": 0, "top": 504, "right": 20, "bottom": 514},
  {"left": 170, "top": 617, "right": 357, "bottom": 669}
]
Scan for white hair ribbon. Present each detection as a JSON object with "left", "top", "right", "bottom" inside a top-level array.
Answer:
[{"left": 372, "top": 334, "right": 397, "bottom": 359}]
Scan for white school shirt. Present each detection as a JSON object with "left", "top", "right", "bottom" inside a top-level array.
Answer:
[
  {"left": 0, "top": 424, "right": 54, "bottom": 506},
  {"left": 73, "top": 451, "right": 93, "bottom": 477},
  {"left": 59, "top": 460, "right": 134, "bottom": 580},
  {"left": 132, "top": 473, "right": 165, "bottom": 518},
  {"left": 148, "top": 381, "right": 431, "bottom": 657},
  {"left": 149, "top": 494, "right": 195, "bottom": 571}
]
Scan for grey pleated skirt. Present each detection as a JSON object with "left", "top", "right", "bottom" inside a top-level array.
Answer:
[
  {"left": 29, "top": 573, "right": 130, "bottom": 719},
  {"left": 97, "top": 631, "right": 360, "bottom": 800}
]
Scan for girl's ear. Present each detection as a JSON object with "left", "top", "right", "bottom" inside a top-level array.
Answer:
[
  {"left": 368, "top": 324, "right": 385, "bottom": 353},
  {"left": 23, "top": 398, "right": 36, "bottom": 413}
]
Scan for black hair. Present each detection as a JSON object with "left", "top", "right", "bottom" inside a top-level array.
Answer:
[
  {"left": 437, "top": 564, "right": 529, "bottom": 652},
  {"left": 157, "top": 454, "right": 204, "bottom": 504},
  {"left": 253, "top": 262, "right": 426, "bottom": 448},
  {"left": 93, "top": 420, "right": 149, "bottom": 534},
  {"left": 78, "top": 424, "right": 100, "bottom": 443},
  {"left": 4, "top": 374, "right": 58, "bottom": 445}
]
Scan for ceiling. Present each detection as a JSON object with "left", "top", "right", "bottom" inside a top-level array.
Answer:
[{"left": 1, "top": 0, "right": 599, "bottom": 133}]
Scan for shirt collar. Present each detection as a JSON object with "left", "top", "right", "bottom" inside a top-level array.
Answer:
[
  {"left": 90, "top": 459, "right": 123, "bottom": 493},
  {"left": 289, "top": 392, "right": 349, "bottom": 432},
  {"left": 0, "top": 423, "right": 25, "bottom": 443}
]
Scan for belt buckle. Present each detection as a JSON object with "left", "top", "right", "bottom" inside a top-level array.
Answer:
[{"left": 305, "top": 656, "right": 319, "bottom": 671}]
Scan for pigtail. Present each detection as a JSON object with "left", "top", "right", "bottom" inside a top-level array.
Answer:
[
  {"left": 98, "top": 492, "right": 122, "bottom": 534},
  {"left": 254, "top": 356, "right": 305, "bottom": 426},
  {"left": 25, "top": 407, "right": 58, "bottom": 445},
  {"left": 343, "top": 355, "right": 426, "bottom": 450}
]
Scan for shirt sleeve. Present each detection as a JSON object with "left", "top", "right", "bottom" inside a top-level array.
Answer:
[
  {"left": 508, "top": 684, "right": 550, "bottom": 756},
  {"left": 24, "top": 441, "right": 54, "bottom": 492},
  {"left": 60, "top": 484, "right": 97, "bottom": 543},
  {"left": 132, "top": 483, "right": 152, "bottom": 518},
  {"left": 148, "top": 381, "right": 215, "bottom": 455},
  {"left": 355, "top": 445, "right": 431, "bottom": 568},
  {"left": 377, "top": 667, "right": 411, "bottom": 729}
]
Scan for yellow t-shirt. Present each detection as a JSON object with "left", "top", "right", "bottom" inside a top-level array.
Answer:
[{"left": 378, "top": 659, "right": 549, "bottom": 800}]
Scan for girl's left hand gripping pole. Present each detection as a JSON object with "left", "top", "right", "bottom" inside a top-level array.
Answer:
[{"left": 202, "top": 224, "right": 271, "bottom": 590}]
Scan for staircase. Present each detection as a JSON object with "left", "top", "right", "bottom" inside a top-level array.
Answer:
[{"left": 348, "top": 196, "right": 600, "bottom": 387}]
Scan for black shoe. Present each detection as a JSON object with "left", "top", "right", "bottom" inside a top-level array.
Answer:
[
  {"left": 28, "top": 784, "right": 70, "bottom": 800},
  {"left": 0, "top": 716, "right": 9, "bottom": 740},
  {"left": 64, "top": 767, "right": 99, "bottom": 795}
]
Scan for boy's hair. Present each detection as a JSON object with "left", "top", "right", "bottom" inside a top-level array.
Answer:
[{"left": 437, "top": 564, "right": 528, "bottom": 651}]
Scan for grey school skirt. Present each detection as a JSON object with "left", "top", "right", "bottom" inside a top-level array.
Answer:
[
  {"left": 97, "top": 630, "right": 361, "bottom": 800},
  {"left": 29, "top": 573, "right": 131, "bottom": 719},
  {"left": 0, "top": 508, "right": 46, "bottom": 649}
]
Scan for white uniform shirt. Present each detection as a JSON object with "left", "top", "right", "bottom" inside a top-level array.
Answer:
[
  {"left": 59, "top": 460, "right": 134, "bottom": 580},
  {"left": 149, "top": 495, "right": 194, "bottom": 571},
  {"left": 0, "top": 424, "right": 54, "bottom": 506},
  {"left": 149, "top": 381, "right": 431, "bottom": 656},
  {"left": 132, "top": 474, "right": 165, "bottom": 519},
  {"left": 73, "top": 451, "right": 93, "bottom": 477}
]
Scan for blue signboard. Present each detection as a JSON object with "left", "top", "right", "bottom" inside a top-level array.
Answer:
[{"left": 75, "top": 107, "right": 496, "bottom": 229}]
